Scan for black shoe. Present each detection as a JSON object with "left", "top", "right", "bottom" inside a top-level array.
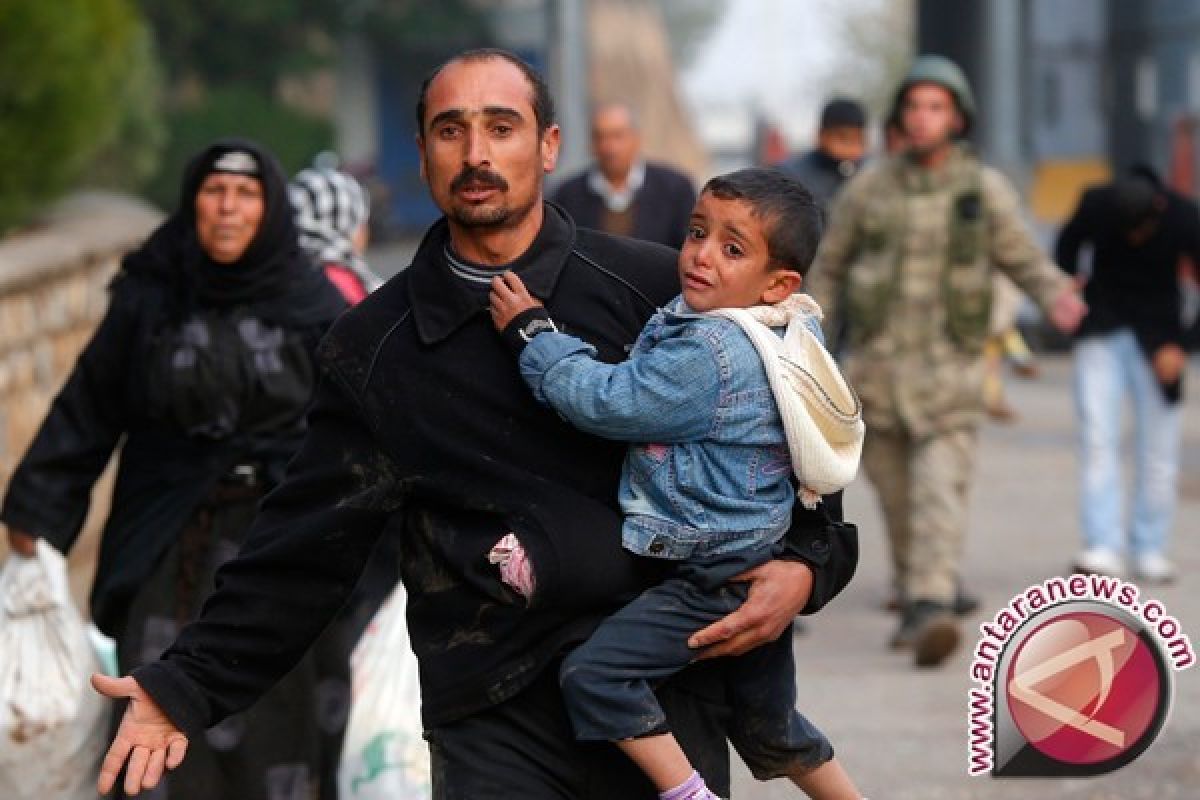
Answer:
[
  {"left": 888, "top": 603, "right": 921, "bottom": 649},
  {"left": 953, "top": 588, "right": 981, "bottom": 616},
  {"left": 888, "top": 588, "right": 977, "bottom": 615},
  {"left": 911, "top": 601, "right": 960, "bottom": 668},
  {"left": 891, "top": 601, "right": 960, "bottom": 666}
]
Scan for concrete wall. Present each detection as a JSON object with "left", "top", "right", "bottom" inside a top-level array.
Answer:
[{"left": 0, "top": 192, "right": 162, "bottom": 603}]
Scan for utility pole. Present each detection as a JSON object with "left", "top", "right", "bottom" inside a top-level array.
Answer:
[
  {"left": 550, "top": 0, "right": 590, "bottom": 182},
  {"left": 916, "top": 0, "right": 1028, "bottom": 179},
  {"left": 983, "top": 0, "right": 1026, "bottom": 181}
]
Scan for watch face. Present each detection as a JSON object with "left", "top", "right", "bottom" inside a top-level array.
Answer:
[{"left": 521, "top": 317, "right": 557, "bottom": 340}]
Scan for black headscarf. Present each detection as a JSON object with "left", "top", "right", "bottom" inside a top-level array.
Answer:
[{"left": 122, "top": 138, "right": 346, "bottom": 326}]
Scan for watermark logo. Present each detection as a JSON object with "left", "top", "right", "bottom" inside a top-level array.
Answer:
[{"left": 967, "top": 574, "right": 1193, "bottom": 777}]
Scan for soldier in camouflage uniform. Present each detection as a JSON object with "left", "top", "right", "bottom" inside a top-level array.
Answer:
[{"left": 808, "top": 55, "right": 1086, "bottom": 668}]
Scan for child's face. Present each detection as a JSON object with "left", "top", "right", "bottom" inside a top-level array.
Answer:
[{"left": 679, "top": 192, "right": 801, "bottom": 312}]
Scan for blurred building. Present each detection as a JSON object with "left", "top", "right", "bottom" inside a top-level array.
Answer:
[
  {"left": 333, "top": 0, "right": 706, "bottom": 235},
  {"left": 919, "top": 0, "right": 1200, "bottom": 226},
  {"left": 333, "top": 2, "right": 551, "bottom": 234}
]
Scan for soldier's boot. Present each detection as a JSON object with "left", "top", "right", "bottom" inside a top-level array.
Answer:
[
  {"left": 952, "top": 585, "right": 980, "bottom": 616},
  {"left": 885, "top": 584, "right": 979, "bottom": 616},
  {"left": 890, "top": 601, "right": 960, "bottom": 668},
  {"left": 888, "top": 600, "right": 924, "bottom": 648}
]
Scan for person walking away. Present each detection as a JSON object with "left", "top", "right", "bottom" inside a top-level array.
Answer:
[{"left": 1056, "top": 165, "right": 1200, "bottom": 583}]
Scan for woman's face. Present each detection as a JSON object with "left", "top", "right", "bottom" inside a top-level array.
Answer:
[{"left": 194, "top": 173, "right": 265, "bottom": 264}]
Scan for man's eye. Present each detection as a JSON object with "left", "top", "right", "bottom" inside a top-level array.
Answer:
[
  {"left": 493, "top": 124, "right": 513, "bottom": 136},
  {"left": 723, "top": 243, "right": 744, "bottom": 258},
  {"left": 688, "top": 226, "right": 705, "bottom": 239},
  {"left": 437, "top": 126, "right": 461, "bottom": 140}
]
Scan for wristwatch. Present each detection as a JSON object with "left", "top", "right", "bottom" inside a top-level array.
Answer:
[{"left": 501, "top": 307, "right": 558, "bottom": 354}]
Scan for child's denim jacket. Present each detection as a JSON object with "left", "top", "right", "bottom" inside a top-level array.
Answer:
[{"left": 520, "top": 296, "right": 816, "bottom": 560}]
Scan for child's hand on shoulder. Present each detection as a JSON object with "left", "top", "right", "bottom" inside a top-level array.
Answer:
[{"left": 489, "top": 271, "right": 542, "bottom": 331}]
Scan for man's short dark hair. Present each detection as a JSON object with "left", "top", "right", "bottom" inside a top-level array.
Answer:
[
  {"left": 415, "top": 48, "right": 556, "bottom": 136},
  {"left": 819, "top": 97, "right": 867, "bottom": 131},
  {"left": 1114, "top": 166, "right": 1165, "bottom": 230},
  {"left": 702, "top": 168, "right": 823, "bottom": 276}
]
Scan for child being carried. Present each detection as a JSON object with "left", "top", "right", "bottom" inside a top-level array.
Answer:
[{"left": 489, "top": 168, "right": 866, "bottom": 800}]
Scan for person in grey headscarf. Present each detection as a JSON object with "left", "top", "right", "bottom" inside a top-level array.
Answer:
[{"left": 290, "top": 165, "right": 382, "bottom": 304}]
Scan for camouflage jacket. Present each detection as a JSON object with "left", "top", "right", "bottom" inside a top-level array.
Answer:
[{"left": 808, "top": 146, "right": 1069, "bottom": 437}]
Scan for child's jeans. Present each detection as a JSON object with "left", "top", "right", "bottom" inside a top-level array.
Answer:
[{"left": 559, "top": 543, "right": 834, "bottom": 780}]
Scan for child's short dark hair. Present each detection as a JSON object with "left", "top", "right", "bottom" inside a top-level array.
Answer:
[{"left": 701, "top": 168, "right": 822, "bottom": 276}]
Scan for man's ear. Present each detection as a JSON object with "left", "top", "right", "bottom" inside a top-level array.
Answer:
[
  {"left": 761, "top": 270, "right": 803, "bottom": 304},
  {"left": 542, "top": 124, "right": 561, "bottom": 174},
  {"left": 952, "top": 109, "right": 966, "bottom": 137}
]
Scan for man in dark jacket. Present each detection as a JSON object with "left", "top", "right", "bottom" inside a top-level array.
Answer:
[
  {"left": 1056, "top": 166, "right": 1200, "bottom": 583},
  {"left": 777, "top": 97, "right": 868, "bottom": 212},
  {"left": 778, "top": 97, "right": 868, "bottom": 360},
  {"left": 91, "top": 49, "right": 858, "bottom": 799},
  {"left": 551, "top": 102, "right": 696, "bottom": 249}
]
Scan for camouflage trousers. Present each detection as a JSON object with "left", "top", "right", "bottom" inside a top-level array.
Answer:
[{"left": 861, "top": 425, "right": 979, "bottom": 605}]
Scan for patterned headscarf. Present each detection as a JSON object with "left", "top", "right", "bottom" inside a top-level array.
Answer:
[{"left": 289, "top": 167, "right": 382, "bottom": 292}]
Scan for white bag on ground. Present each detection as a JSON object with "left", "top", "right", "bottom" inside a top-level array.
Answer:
[
  {"left": 338, "top": 582, "right": 431, "bottom": 800},
  {"left": 0, "top": 540, "right": 108, "bottom": 800}
]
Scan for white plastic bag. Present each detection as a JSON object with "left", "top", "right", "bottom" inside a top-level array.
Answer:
[
  {"left": 338, "top": 583, "right": 431, "bottom": 800},
  {"left": 0, "top": 540, "right": 108, "bottom": 800}
]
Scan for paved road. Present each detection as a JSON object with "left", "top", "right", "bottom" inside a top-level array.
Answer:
[{"left": 733, "top": 356, "right": 1200, "bottom": 799}]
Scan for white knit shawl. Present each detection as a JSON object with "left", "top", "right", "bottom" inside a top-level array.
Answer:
[{"left": 706, "top": 294, "right": 865, "bottom": 509}]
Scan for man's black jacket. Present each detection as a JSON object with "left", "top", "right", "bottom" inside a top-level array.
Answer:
[
  {"left": 1056, "top": 182, "right": 1200, "bottom": 402},
  {"left": 135, "top": 203, "right": 858, "bottom": 736},
  {"left": 551, "top": 162, "right": 696, "bottom": 249}
]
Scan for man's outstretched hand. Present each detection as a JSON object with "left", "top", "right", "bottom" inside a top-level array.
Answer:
[
  {"left": 92, "top": 674, "right": 189, "bottom": 796},
  {"left": 1049, "top": 286, "right": 1088, "bottom": 335},
  {"left": 489, "top": 271, "right": 541, "bottom": 331},
  {"left": 687, "top": 560, "right": 814, "bottom": 659}
]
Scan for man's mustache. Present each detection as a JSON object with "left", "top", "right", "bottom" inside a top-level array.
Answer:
[{"left": 451, "top": 166, "right": 509, "bottom": 192}]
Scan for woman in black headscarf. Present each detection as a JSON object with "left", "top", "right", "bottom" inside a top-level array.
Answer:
[{"left": 2, "top": 139, "right": 347, "bottom": 799}]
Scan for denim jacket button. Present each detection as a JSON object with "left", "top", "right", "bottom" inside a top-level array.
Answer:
[{"left": 648, "top": 539, "right": 666, "bottom": 555}]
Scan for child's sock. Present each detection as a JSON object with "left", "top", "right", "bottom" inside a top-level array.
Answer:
[{"left": 659, "top": 771, "right": 719, "bottom": 800}]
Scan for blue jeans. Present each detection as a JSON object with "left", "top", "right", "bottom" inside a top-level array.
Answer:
[
  {"left": 559, "top": 545, "right": 833, "bottom": 780},
  {"left": 1074, "top": 329, "right": 1181, "bottom": 558}
]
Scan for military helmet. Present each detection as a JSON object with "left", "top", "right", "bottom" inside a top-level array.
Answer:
[{"left": 892, "top": 54, "right": 975, "bottom": 137}]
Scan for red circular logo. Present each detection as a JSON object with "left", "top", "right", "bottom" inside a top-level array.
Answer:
[{"left": 1005, "top": 611, "right": 1162, "bottom": 765}]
